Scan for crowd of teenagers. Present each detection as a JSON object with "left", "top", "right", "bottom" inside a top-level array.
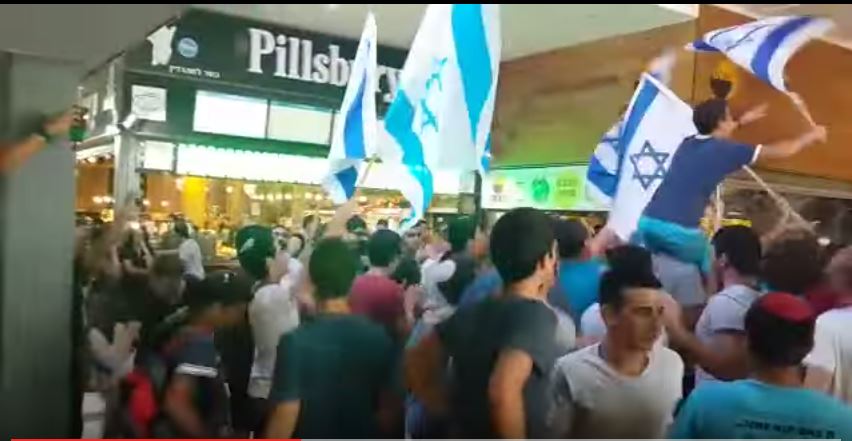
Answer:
[{"left": 68, "top": 98, "right": 852, "bottom": 440}]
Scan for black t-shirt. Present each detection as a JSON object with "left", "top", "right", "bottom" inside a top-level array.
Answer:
[
  {"left": 165, "top": 327, "right": 230, "bottom": 437},
  {"left": 436, "top": 295, "right": 558, "bottom": 438},
  {"left": 268, "top": 314, "right": 395, "bottom": 438}
]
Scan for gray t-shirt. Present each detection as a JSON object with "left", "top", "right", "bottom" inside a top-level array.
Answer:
[
  {"left": 653, "top": 253, "right": 706, "bottom": 308},
  {"left": 549, "top": 343, "right": 684, "bottom": 438},
  {"left": 694, "top": 284, "right": 761, "bottom": 384}
]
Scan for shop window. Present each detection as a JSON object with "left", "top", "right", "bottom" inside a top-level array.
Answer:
[
  {"left": 267, "top": 102, "right": 333, "bottom": 145},
  {"left": 193, "top": 90, "right": 268, "bottom": 138}
]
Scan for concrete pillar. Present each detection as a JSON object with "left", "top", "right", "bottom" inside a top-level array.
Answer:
[
  {"left": 113, "top": 132, "right": 142, "bottom": 204},
  {"left": 0, "top": 51, "right": 80, "bottom": 438}
]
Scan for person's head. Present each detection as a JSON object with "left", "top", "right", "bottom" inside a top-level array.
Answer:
[
  {"left": 763, "top": 232, "right": 824, "bottom": 295},
  {"left": 745, "top": 292, "right": 815, "bottom": 369},
  {"left": 235, "top": 225, "right": 286, "bottom": 283},
  {"left": 149, "top": 254, "right": 186, "bottom": 303},
  {"left": 391, "top": 257, "right": 421, "bottom": 289},
  {"left": 447, "top": 215, "right": 476, "bottom": 254},
  {"left": 600, "top": 245, "right": 664, "bottom": 351},
  {"left": 554, "top": 219, "right": 590, "bottom": 260},
  {"left": 376, "top": 218, "right": 389, "bottom": 230},
  {"left": 185, "top": 271, "right": 252, "bottom": 327},
  {"left": 490, "top": 208, "right": 557, "bottom": 296},
  {"left": 693, "top": 98, "right": 737, "bottom": 138},
  {"left": 174, "top": 219, "right": 190, "bottom": 239},
  {"left": 712, "top": 225, "right": 762, "bottom": 281},
  {"left": 403, "top": 226, "right": 424, "bottom": 255},
  {"left": 309, "top": 237, "right": 360, "bottom": 301},
  {"left": 368, "top": 229, "right": 402, "bottom": 270},
  {"left": 826, "top": 246, "right": 852, "bottom": 298}
]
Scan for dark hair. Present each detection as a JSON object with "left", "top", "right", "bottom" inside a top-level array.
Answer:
[
  {"left": 309, "top": 238, "right": 359, "bottom": 300},
  {"left": 763, "top": 233, "right": 824, "bottom": 295},
  {"left": 745, "top": 292, "right": 815, "bottom": 367},
  {"left": 599, "top": 245, "right": 661, "bottom": 310},
  {"left": 368, "top": 229, "right": 402, "bottom": 267},
  {"left": 693, "top": 98, "right": 729, "bottom": 135},
  {"left": 151, "top": 254, "right": 184, "bottom": 279},
  {"left": 185, "top": 271, "right": 252, "bottom": 314},
  {"left": 391, "top": 257, "right": 421, "bottom": 288},
  {"left": 235, "top": 225, "right": 276, "bottom": 280},
  {"left": 447, "top": 216, "right": 476, "bottom": 253},
  {"left": 554, "top": 219, "right": 589, "bottom": 259},
  {"left": 174, "top": 220, "right": 190, "bottom": 239},
  {"left": 438, "top": 252, "right": 476, "bottom": 306},
  {"left": 302, "top": 214, "right": 317, "bottom": 230},
  {"left": 346, "top": 215, "right": 368, "bottom": 234},
  {"left": 377, "top": 218, "right": 389, "bottom": 229},
  {"left": 713, "top": 225, "right": 762, "bottom": 277},
  {"left": 490, "top": 208, "right": 555, "bottom": 284}
]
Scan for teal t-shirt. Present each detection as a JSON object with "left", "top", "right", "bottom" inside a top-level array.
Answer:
[{"left": 671, "top": 379, "right": 852, "bottom": 439}]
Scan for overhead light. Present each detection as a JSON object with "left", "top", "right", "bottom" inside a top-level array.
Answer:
[
  {"left": 327, "top": 4, "right": 340, "bottom": 10},
  {"left": 226, "top": 186, "right": 234, "bottom": 194},
  {"left": 93, "top": 196, "right": 103, "bottom": 204},
  {"left": 305, "top": 192, "right": 313, "bottom": 199},
  {"left": 275, "top": 193, "right": 284, "bottom": 201},
  {"left": 284, "top": 193, "right": 293, "bottom": 200},
  {"left": 314, "top": 194, "right": 323, "bottom": 201},
  {"left": 160, "top": 200, "right": 170, "bottom": 208},
  {"left": 358, "top": 196, "right": 368, "bottom": 203},
  {"left": 103, "top": 196, "right": 113, "bottom": 204},
  {"left": 142, "top": 199, "right": 151, "bottom": 206}
]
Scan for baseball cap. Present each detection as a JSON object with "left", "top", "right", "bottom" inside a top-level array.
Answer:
[{"left": 235, "top": 225, "right": 276, "bottom": 279}]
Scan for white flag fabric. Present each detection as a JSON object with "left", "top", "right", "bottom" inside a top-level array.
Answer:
[
  {"left": 383, "top": 4, "right": 500, "bottom": 228},
  {"left": 322, "top": 13, "right": 378, "bottom": 204},
  {"left": 687, "top": 15, "right": 833, "bottom": 92},
  {"left": 587, "top": 50, "right": 676, "bottom": 206},
  {"left": 606, "top": 74, "right": 697, "bottom": 240}
]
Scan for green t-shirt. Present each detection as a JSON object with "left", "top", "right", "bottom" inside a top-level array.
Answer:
[{"left": 268, "top": 314, "right": 395, "bottom": 438}]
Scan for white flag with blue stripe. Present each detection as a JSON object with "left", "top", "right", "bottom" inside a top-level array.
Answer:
[
  {"left": 383, "top": 4, "right": 500, "bottom": 228},
  {"left": 687, "top": 15, "right": 833, "bottom": 92},
  {"left": 323, "top": 13, "right": 377, "bottom": 204},
  {"left": 587, "top": 50, "right": 676, "bottom": 206},
  {"left": 606, "top": 74, "right": 696, "bottom": 240}
]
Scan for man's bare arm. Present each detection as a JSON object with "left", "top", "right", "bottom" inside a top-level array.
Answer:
[
  {"left": 405, "top": 332, "right": 449, "bottom": 415},
  {"left": 265, "top": 401, "right": 301, "bottom": 439},
  {"left": 489, "top": 348, "right": 533, "bottom": 439}
]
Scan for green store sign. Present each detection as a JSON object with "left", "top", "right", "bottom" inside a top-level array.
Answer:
[{"left": 482, "top": 166, "right": 609, "bottom": 212}]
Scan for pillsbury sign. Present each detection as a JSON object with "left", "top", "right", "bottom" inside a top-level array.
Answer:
[
  {"left": 246, "top": 28, "right": 400, "bottom": 103},
  {"left": 127, "top": 9, "right": 405, "bottom": 106}
]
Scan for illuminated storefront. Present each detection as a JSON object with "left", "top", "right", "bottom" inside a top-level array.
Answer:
[{"left": 76, "top": 9, "right": 467, "bottom": 231}]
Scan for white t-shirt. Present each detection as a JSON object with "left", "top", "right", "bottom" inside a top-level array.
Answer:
[
  {"left": 804, "top": 306, "right": 852, "bottom": 405},
  {"left": 178, "top": 238, "right": 205, "bottom": 280},
  {"left": 248, "top": 282, "right": 300, "bottom": 399},
  {"left": 549, "top": 343, "right": 684, "bottom": 438},
  {"left": 694, "top": 284, "right": 761, "bottom": 384}
]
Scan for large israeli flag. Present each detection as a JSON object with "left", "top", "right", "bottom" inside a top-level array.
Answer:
[
  {"left": 606, "top": 74, "right": 697, "bottom": 240},
  {"left": 687, "top": 15, "right": 833, "bottom": 92},
  {"left": 383, "top": 4, "right": 500, "bottom": 228},
  {"left": 587, "top": 50, "right": 676, "bottom": 205},
  {"left": 322, "top": 13, "right": 378, "bottom": 204}
]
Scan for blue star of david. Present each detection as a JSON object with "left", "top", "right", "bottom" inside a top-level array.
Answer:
[
  {"left": 418, "top": 57, "right": 448, "bottom": 135},
  {"left": 629, "top": 141, "right": 669, "bottom": 190}
]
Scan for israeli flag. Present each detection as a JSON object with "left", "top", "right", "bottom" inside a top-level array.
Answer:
[
  {"left": 383, "top": 4, "right": 500, "bottom": 228},
  {"left": 323, "top": 13, "right": 377, "bottom": 204},
  {"left": 587, "top": 50, "right": 676, "bottom": 205},
  {"left": 606, "top": 74, "right": 696, "bottom": 240},
  {"left": 687, "top": 15, "right": 833, "bottom": 92}
]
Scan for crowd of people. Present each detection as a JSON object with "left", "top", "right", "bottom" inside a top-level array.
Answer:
[
  {"left": 52, "top": 92, "right": 850, "bottom": 440},
  {"left": 70, "top": 199, "right": 852, "bottom": 439}
]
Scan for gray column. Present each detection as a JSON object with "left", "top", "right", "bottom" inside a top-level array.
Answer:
[
  {"left": 113, "top": 132, "right": 142, "bottom": 203},
  {"left": 0, "top": 51, "right": 80, "bottom": 438}
]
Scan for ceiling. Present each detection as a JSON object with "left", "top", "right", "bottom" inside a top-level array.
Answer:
[
  {"left": 197, "top": 4, "right": 695, "bottom": 60},
  {"left": 720, "top": 4, "right": 852, "bottom": 49},
  {"left": 0, "top": 4, "right": 187, "bottom": 69}
]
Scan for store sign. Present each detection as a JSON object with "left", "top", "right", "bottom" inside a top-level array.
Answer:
[
  {"left": 126, "top": 9, "right": 406, "bottom": 104},
  {"left": 481, "top": 166, "right": 609, "bottom": 212}
]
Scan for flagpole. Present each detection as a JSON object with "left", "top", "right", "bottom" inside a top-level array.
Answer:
[
  {"left": 741, "top": 165, "right": 812, "bottom": 232},
  {"left": 788, "top": 92, "right": 818, "bottom": 128}
]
